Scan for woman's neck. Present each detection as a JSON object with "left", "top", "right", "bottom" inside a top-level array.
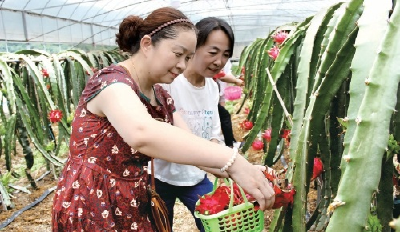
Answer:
[
  {"left": 123, "top": 56, "right": 154, "bottom": 94},
  {"left": 183, "top": 69, "right": 206, "bottom": 87}
]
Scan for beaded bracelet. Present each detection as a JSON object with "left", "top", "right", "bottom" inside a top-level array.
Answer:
[{"left": 220, "top": 147, "right": 238, "bottom": 173}]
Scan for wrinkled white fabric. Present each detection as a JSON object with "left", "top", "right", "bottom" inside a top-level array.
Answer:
[{"left": 151, "top": 74, "right": 221, "bottom": 186}]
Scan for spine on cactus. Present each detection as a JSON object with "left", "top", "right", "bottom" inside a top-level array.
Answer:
[{"left": 326, "top": 0, "right": 399, "bottom": 230}]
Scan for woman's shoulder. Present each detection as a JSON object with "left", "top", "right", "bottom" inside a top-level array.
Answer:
[
  {"left": 81, "top": 64, "right": 139, "bottom": 102},
  {"left": 91, "top": 65, "right": 130, "bottom": 81},
  {"left": 91, "top": 65, "right": 137, "bottom": 86}
]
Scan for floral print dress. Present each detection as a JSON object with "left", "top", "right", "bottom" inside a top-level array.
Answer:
[{"left": 52, "top": 65, "right": 175, "bottom": 231}]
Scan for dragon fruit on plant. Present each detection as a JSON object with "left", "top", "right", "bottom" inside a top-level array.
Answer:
[{"left": 271, "top": 31, "right": 289, "bottom": 44}]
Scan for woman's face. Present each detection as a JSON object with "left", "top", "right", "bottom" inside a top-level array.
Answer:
[
  {"left": 191, "top": 30, "right": 231, "bottom": 78},
  {"left": 148, "top": 29, "right": 197, "bottom": 84}
]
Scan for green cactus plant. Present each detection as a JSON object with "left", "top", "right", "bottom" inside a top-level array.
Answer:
[{"left": 326, "top": 0, "right": 399, "bottom": 230}]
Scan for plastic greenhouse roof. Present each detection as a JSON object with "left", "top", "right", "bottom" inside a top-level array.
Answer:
[{"left": 0, "top": 0, "right": 347, "bottom": 53}]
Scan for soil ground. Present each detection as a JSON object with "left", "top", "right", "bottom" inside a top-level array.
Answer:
[{"left": 0, "top": 101, "right": 317, "bottom": 231}]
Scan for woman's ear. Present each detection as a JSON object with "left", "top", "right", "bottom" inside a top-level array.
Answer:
[{"left": 140, "top": 35, "right": 153, "bottom": 56}]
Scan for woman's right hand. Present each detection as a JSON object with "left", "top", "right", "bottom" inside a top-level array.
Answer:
[{"left": 227, "top": 155, "right": 275, "bottom": 210}]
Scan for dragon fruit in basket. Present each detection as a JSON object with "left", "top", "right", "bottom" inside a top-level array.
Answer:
[{"left": 224, "top": 86, "right": 242, "bottom": 101}]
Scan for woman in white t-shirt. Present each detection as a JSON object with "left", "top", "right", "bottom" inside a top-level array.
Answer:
[{"left": 153, "top": 17, "right": 234, "bottom": 232}]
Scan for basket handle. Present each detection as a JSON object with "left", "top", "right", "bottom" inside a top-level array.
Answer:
[{"left": 213, "top": 178, "right": 252, "bottom": 214}]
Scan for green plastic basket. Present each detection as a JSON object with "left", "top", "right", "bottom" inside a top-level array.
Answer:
[{"left": 194, "top": 178, "right": 264, "bottom": 232}]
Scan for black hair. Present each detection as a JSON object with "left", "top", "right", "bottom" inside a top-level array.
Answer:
[
  {"left": 116, "top": 7, "right": 195, "bottom": 54},
  {"left": 195, "top": 17, "right": 235, "bottom": 57}
]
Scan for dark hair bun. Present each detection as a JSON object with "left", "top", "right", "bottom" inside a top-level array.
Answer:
[{"left": 115, "top": 15, "right": 144, "bottom": 53}]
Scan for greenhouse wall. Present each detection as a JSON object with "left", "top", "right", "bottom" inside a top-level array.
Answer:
[{"left": 0, "top": 8, "right": 117, "bottom": 50}]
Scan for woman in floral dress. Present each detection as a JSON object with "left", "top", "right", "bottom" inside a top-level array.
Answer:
[{"left": 52, "top": 6, "right": 275, "bottom": 232}]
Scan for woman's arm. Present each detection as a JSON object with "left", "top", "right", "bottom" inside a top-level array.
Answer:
[
  {"left": 88, "top": 83, "right": 274, "bottom": 210},
  {"left": 172, "top": 111, "right": 191, "bottom": 132},
  {"left": 219, "top": 73, "right": 244, "bottom": 86}
]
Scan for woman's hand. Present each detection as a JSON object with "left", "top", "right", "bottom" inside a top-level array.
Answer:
[
  {"left": 227, "top": 156, "right": 275, "bottom": 210},
  {"left": 234, "top": 78, "right": 244, "bottom": 86},
  {"left": 254, "top": 164, "right": 267, "bottom": 172}
]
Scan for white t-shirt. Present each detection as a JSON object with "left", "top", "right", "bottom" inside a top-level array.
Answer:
[{"left": 152, "top": 74, "right": 221, "bottom": 186}]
